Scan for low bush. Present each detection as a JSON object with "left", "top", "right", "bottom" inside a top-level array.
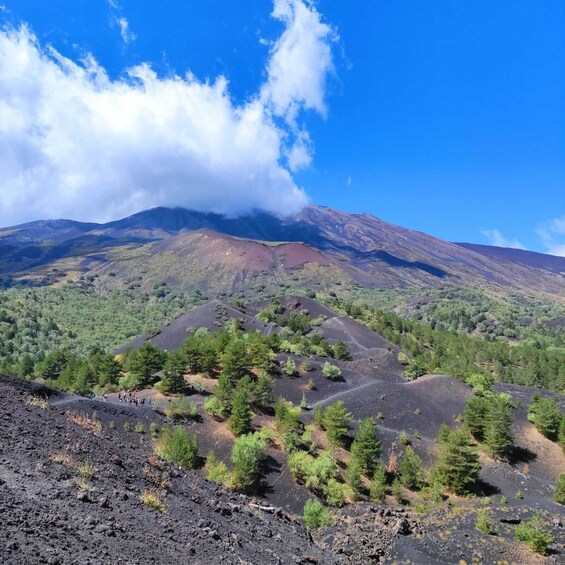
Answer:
[
  {"left": 204, "top": 396, "right": 229, "bottom": 420},
  {"left": 322, "top": 362, "right": 342, "bottom": 380},
  {"left": 140, "top": 490, "right": 166, "bottom": 513},
  {"left": 77, "top": 460, "right": 94, "bottom": 478},
  {"left": 303, "top": 499, "right": 333, "bottom": 530},
  {"left": 205, "top": 451, "right": 231, "bottom": 486},
  {"left": 515, "top": 515, "right": 553, "bottom": 555},
  {"left": 476, "top": 510, "right": 493, "bottom": 534},
  {"left": 155, "top": 426, "right": 198, "bottom": 469},
  {"left": 323, "top": 478, "right": 350, "bottom": 507},
  {"left": 164, "top": 397, "right": 198, "bottom": 420}
]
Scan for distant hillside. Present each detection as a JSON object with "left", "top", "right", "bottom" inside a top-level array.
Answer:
[
  {"left": 1, "top": 206, "right": 564, "bottom": 300},
  {"left": 455, "top": 242, "right": 565, "bottom": 275}
]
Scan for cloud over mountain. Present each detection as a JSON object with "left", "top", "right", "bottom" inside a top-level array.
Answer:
[{"left": 0, "top": 0, "right": 335, "bottom": 226}]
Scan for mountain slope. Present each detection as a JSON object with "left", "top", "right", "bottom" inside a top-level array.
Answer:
[{"left": 1, "top": 206, "right": 564, "bottom": 299}]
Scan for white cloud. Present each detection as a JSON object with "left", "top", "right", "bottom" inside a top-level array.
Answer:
[
  {"left": 537, "top": 214, "right": 565, "bottom": 256},
  {"left": 481, "top": 229, "right": 526, "bottom": 250},
  {"left": 0, "top": 1, "right": 336, "bottom": 226},
  {"left": 261, "top": 0, "right": 337, "bottom": 125},
  {"left": 116, "top": 17, "right": 135, "bottom": 45}
]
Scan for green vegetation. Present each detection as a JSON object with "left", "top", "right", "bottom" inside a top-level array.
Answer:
[
  {"left": 350, "top": 418, "right": 381, "bottom": 476},
  {"left": 475, "top": 510, "right": 494, "bottom": 535},
  {"left": 322, "top": 401, "right": 352, "bottom": 447},
  {"left": 154, "top": 426, "right": 198, "bottom": 469},
  {"left": 139, "top": 490, "right": 166, "bottom": 513},
  {"left": 163, "top": 397, "right": 198, "bottom": 420},
  {"left": 555, "top": 473, "right": 565, "bottom": 505},
  {"left": 159, "top": 350, "right": 186, "bottom": 393},
  {"left": 369, "top": 465, "right": 388, "bottom": 502},
  {"left": 435, "top": 429, "right": 480, "bottom": 495},
  {"left": 303, "top": 499, "right": 333, "bottom": 530},
  {"left": 228, "top": 394, "right": 253, "bottom": 436},
  {"left": 399, "top": 447, "right": 424, "bottom": 490},
  {"left": 322, "top": 362, "right": 342, "bottom": 380},
  {"left": 464, "top": 392, "right": 514, "bottom": 459},
  {"left": 0, "top": 286, "right": 205, "bottom": 376},
  {"left": 528, "top": 394, "right": 563, "bottom": 440},
  {"left": 514, "top": 514, "right": 553, "bottom": 555},
  {"left": 328, "top": 295, "right": 565, "bottom": 393},
  {"left": 230, "top": 432, "right": 266, "bottom": 491}
]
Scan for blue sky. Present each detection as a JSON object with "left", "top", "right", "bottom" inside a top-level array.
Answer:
[{"left": 1, "top": 1, "right": 563, "bottom": 254}]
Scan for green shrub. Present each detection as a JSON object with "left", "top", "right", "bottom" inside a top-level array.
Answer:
[
  {"left": 230, "top": 432, "right": 266, "bottom": 491},
  {"left": 323, "top": 478, "right": 350, "bottom": 507},
  {"left": 476, "top": 510, "right": 493, "bottom": 534},
  {"left": 313, "top": 404, "right": 324, "bottom": 427},
  {"left": 282, "top": 357, "right": 297, "bottom": 376},
  {"left": 149, "top": 422, "right": 159, "bottom": 438},
  {"left": 204, "top": 396, "right": 229, "bottom": 420},
  {"left": 274, "top": 399, "right": 302, "bottom": 453},
  {"left": 77, "top": 460, "right": 94, "bottom": 478},
  {"left": 322, "top": 362, "right": 342, "bottom": 380},
  {"left": 155, "top": 426, "right": 198, "bottom": 469},
  {"left": 140, "top": 490, "right": 166, "bottom": 513},
  {"left": 134, "top": 422, "right": 145, "bottom": 434},
  {"left": 515, "top": 514, "right": 553, "bottom": 555},
  {"left": 554, "top": 473, "right": 565, "bottom": 505},
  {"left": 205, "top": 451, "right": 230, "bottom": 486},
  {"left": 398, "top": 430, "right": 410, "bottom": 446},
  {"left": 515, "top": 490, "right": 523, "bottom": 500},
  {"left": 164, "top": 397, "right": 198, "bottom": 420},
  {"left": 288, "top": 450, "right": 338, "bottom": 492},
  {"left": 303, "top": 499, "right": 333, "bottom": 530}
]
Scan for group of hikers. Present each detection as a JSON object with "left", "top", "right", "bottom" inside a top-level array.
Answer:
[{"left": 116, "top": 389, "right": 152, "bottom": 407}]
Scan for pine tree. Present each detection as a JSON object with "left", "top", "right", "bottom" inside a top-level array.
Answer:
[
  {"left": 436, "top": 429, "right": 480, "bottom": 495},
  {"left": 350, "top": 418, "right": 381, "bottom": 475},
  {"left": 131, "top": 343, "right": 166, "bottom": 386},
  {"left": 228, "top": 393, "right": 252, "bottom": 436},
  {"left": 370, "top": 464, "right": 387, "bottom": 503},
  {"left": 346, "top": 457, "right": 362, "bottom": 498},
  {"left": 214, "top": 374, "right": 233, "bottom": 406},
  {"left": 391, "top": 477, "right": 403, "bottom": 503},
  {"left": 322, "top": 401, "right": 352, "bottom": 447},
  {"left": 253, "top": 374, "right": 273, "bottom": 407},
  {"left": 160, "top": 350, "right": 186, "bottom": 393},
  {"left": 399, "top": 446, "right": 424, "bottom": 490},
  {"left": 436, "top": 423, "right": 452, "bottom": 444},
  {"left": 528, "top": 396, "right": 562, "bottom": 440},
  {"left": 483, "top": 394, "right": 513, "bottom": 459},
  {"left": 221, "top": 339, "right": 249, "bottom": 382},
  {"left": 464, "top": 396, "right": 489, "bottom": 440}
]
